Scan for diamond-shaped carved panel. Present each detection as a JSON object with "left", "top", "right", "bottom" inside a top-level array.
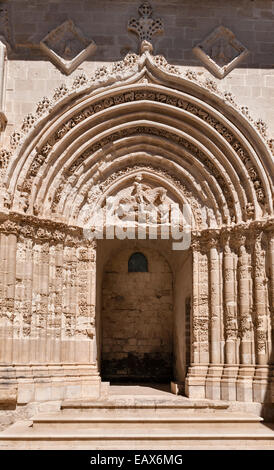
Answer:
[
  {"left": 193, "top": 26, "right": 249, "bottom": 79},
  {"left": 40, "top": 20, "right": 96, "bottom": 75}
]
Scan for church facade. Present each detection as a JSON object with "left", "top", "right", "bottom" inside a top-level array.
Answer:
[{"left": 0, "top": 0, "right": 273, "bottom": 419}]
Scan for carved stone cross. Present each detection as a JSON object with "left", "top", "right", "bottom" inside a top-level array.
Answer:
[{"left": 128, "top": 2, "right": 163, "bottom": 45}]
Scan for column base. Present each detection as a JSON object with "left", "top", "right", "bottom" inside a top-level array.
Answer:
[
  {"left": 236, "top": 365, "right": 255, "bottom": 402},
  {"left": 252, "top": 365, "right": 271, "bottom": 403},
  {"left": 0, "top": 364, "right": 101, "bottom": 405},
  {"left": 205, "top": 365, "right": 223, "bottom": 400},
  {"left": 220, "top": 365, "right": 239, "bottom": 401},
  {"left": 185, "top": 365, "right": 208, "bottom": 399}
]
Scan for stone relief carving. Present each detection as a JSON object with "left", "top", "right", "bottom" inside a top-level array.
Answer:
[
  {"left": 35, "top": 96, "right": 51, "bottom": 116},
  {"left": 4, "top": 45, "right": 271, "bottom": 227},
  {"left": 106, "top": 174, "right": 169, "bottom": 222},
  {"left": 77, "top": 164, "right": 203, "bottom": 230},
  {"left": 0, "top": 214, "right": 96, "bottom": 247},
  {"left": 40, "top": 20, "right": 96, "bottom": 75},
  {"left": 128, "top": 2, "right": 163, "bottom": 46},
  {"left": 10, "top": 130, "right": 22, "bottom": 149},
  {"left": 14, "top": 81, "right": 266, "bottom": 213},
  {"left": 8, "top": 47, "right": 273, "bottom": 160},
  {"left": 193, "top": 26, "right": 249, "bottom": 79},
  {"left": 0, "top": 148, "right": 10, "bottom": 175},
  {"left": 49, "top": 123, "right": 235, "bottom": 222}
]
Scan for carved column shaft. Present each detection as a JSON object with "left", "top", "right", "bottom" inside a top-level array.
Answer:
[
  {"left": 237, "top": 236, "right": 253, "bottom": 364},
  {"left": 268, "top": 230, "right": 274, "bottom": 386},
  {"left": 253, "top": 231, "right": 268, "bottom": 365},
  {"left": 185, "top": 239, "right": 208, "bottom": 399},
  {"left": 54, "top": 243, "right": 64, "bottom": 363},
  {"left": 268, "top": 232, "right": 274, "bottom": 332},
  {"left": 222, "top": 234, "right": 237, "bottom": 364},
  {"left": 0, "top": 232, "right": 13, "bottom": 363},
  {"left": 192, "top": 242, "right": 200, "bottom": 364},
  {"left": 6, "top": 233, "right": 16, "bottom": 363},
  {"left": 208, "top": 238, "right": 221, "bottom": 364}
]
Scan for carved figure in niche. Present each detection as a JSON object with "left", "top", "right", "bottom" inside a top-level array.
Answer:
[{"left": 116, "top": 174, "right": 168, "bottom": 222}]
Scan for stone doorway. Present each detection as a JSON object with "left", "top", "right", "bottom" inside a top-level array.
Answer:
[{"left": 101, "top": 245, "right": 173, "bottom": 382}]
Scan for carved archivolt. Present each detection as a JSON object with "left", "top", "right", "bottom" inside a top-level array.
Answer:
[{"left": 0, "top": 47, "right": 272, "bottom": 235}]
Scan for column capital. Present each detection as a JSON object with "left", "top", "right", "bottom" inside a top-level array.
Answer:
[
  {"left": 200, "top": 230, "right": 220, "bottom": 250},
  {"left": 230, "top": 230, "right": 246, "bottom": 251}
]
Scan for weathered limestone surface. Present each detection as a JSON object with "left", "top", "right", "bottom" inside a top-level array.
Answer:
[
  {"left": 0, "top": 1, "right": 273, "bottom": 430},
  {"left": 102, "top": 247, "right": 173, "bottom": 381}
]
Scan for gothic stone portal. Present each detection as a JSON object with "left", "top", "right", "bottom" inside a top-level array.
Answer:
[{"left": 101, "top": 246, "right": 173, "bottom": 382}]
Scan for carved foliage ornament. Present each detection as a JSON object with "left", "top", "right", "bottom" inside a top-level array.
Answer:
[
  {"left": 193, "top": 26, "right": 249, "bottom": 79},
  {"left": 40, "top": 20, "right": 96, "bottom": 75},
  {"left": 9, "top": 48, "right": 272, "bottom": 157},
  {"left": 128, "top": 2, "right": 163, "bottom": 47},
  {"left": 23, "top": 88, "right": 262, "bottom": 214}
]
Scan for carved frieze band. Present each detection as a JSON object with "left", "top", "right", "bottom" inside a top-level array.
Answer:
[
  {"left": 15, "top": 88, "right": 266, "bottom": 216},
  {"left": 0, "top": 213, "right": 96, "bottom": 247}
]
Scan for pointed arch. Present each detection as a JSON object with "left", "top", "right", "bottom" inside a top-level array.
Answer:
[{"left": 2, "top": 50, "right": 273, "bottom": 230}]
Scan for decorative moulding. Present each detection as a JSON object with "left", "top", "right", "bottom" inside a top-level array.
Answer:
[
  {"left": 193, "top": 26, "right": 249, "bottom": 79},
  {"left": 8, "top": 49, "right": 273, "bottom": 158},
  {"left": 40, "top": 19, "right": 96, "bottom": 75}
]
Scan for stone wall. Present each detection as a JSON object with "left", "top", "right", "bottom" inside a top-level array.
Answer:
[
  {"left": 0, "top": 0, "right": 273, "bottom": 148},
  {"left": 0, "top": 0, "right": 273, "bottom": 409},
  {"left": 101, "top": 246, "right": 173, "bottom": 381}
]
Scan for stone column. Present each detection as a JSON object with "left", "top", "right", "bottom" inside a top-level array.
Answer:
[
  {"left": 0, "top": 231, "right": 15, "bottom": 364},
  {"left": 185, "top": 238, "right": 208, "bottom": 399},
  {"left": 252, "top": 230, "right": 270, "bottom": 402},
  {"left": 269, "top": 230, "right": 274, "bottom": 320},
  {"left": 220, "top": 232, "right": 238, "bottom": 400},
  {"left": 0, "top": 225, "right": 17, "bottom": 404},
  {"left": 205, "top": 234, "right": 222, "bottom": 399},
  {"left": 235, "top": 232, "right": 255, "bottom": 402},
  {"left": 267, "top": 229, "right": 274, "bottom": 406},
  {"left": 5, "top": 232, "right": 17, "bottom": 364}
]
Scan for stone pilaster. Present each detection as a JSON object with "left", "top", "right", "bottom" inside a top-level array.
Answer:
[{"left": 185, "top": 238, "right": 208, "bottom": 399}]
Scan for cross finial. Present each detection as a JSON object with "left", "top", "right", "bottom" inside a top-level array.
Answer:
[{"left": 128, "top": 2, "right": 163, "bottom": 50}]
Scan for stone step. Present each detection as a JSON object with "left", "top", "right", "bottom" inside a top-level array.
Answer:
[
  {"left": 1, "top": 419, "right": 274, "bottom": 450},
  {"left": 61, "top": 398, "right": 230, "bottom": 411},
  {"left": 31, "top": 412, "right": 263, "bottom": 431}
]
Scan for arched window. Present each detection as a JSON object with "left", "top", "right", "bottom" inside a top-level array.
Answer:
[{"left": 128, "top": 252, "right": 148, "bottom": 272}]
